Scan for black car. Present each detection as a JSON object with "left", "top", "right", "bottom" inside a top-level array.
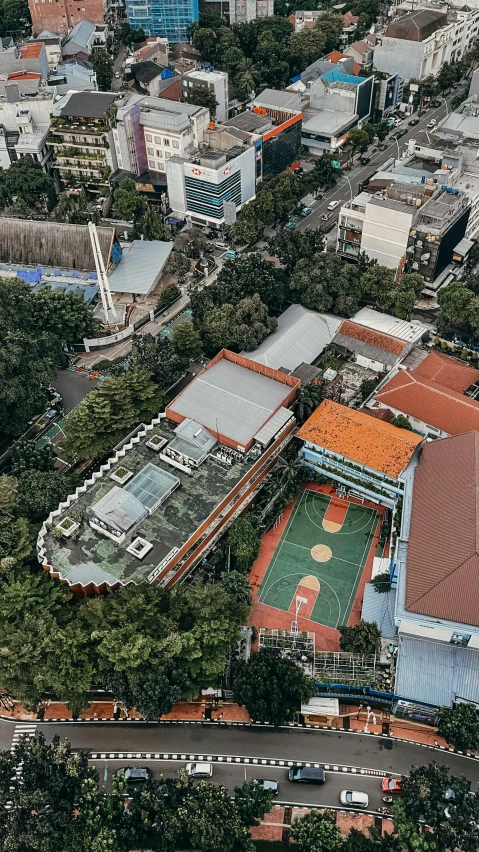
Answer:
[
  {"left": 289, "top": 765, "right": 325, "bottom": 784},
  {"left": 396, "top": 129, "right": 408, "bottom": 138},
  {"left": 359, "top": 156, "right": 371, "bottom": 164},
  {"left": 408, "top": 119, "right": 420, "bottom": 126},
  {"left": 115, "top": 767, "right": 152, "bottom": 792}
]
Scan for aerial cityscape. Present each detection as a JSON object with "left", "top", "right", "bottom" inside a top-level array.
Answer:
[{"left": 0, "top": 0, "right": 478, "bottom": 847}]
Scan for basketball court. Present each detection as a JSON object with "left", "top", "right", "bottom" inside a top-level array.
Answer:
[{"left": 257, "top": 489, "right": 379, "bottom": 630}]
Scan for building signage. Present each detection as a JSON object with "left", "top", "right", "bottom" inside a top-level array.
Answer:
[{"left": 191, "top": 167, "right": 202, "bottom": 175}]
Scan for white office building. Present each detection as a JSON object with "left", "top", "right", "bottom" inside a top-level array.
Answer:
[
  {"left": 182, "top": 68, "right": 229, "bottom": 124},
  {"left": 166, "top": 145, "right": 255, "bottom": 228}
]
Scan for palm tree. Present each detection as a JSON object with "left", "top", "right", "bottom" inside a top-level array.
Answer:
[
  {"left": 294, "top": 383, "right": 324, "bottom": 425},
  {"left": 237, "top": 58, "right": 260, "bottom": 97}
]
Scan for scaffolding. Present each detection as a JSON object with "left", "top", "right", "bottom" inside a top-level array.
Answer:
[{"left": 314, "top": 651, "right": 377, "bottom": 686}]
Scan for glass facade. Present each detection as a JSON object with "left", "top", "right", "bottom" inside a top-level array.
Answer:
[
  {"left": 185, "top": 171, "right": 241, "bottom": 219},
  {"left": 262, "top": 120, "right": 301, "bottom": 177},
  {"left": 125, "top": 0, "right": 199, "bottom": 42}
]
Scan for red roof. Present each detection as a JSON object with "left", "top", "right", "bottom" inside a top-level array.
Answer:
[
  {"left": 8, "top": 71, "right": 41, "bottom": 80},
  {"left": 338, "top": 320, "right": 406, "bottom": 355},
  {"left": 18, "top": 42, "right": 43, "bottom": 58},
  {"left": 406, "top": 431, "right": 479, "bottom": 626},
  {"left": 323, "top": 50, "right": 362, "bottom": 75},
  {"left": 343, "top": 11, "right": 359, "bottom": 24},
  {"left": 375, "top": 367, "right": 479, "bottom": 436},
  {"left": 359, "top": 406, "right": 394, "bottom": 422},
  {"left": 413, "top": 350, "right": 479, "bottom": 392}
]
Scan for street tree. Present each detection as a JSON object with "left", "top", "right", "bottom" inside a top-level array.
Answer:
[
  {"left": 339, "top": 620, "right": 381, "bottom": 656},
  {"left": 156, "top": 283, "right": 181, "bottom": 311},
  {"left": 291, "top": 808, "right": 345, "bottom": 852},
  {"left": 0, "top": 474, "right": 17, "bottom": 512},
  {"left": 62, "top": 368, "right": 163, "bottom": 461},
  {"left": 233, "top": 646, "right": 315, "bottom": 725},
  {"left": 227, "top": 517, "right": 261, "bottom": 573},
  {"left": 140, "top": 207, "right": 172, "bottom": 241},
  {"left": 91, "top": 49, "right": 114, "bottom": 90},
  {"left": 437, "top": 281, "right": 475, "bottom": 330},
  {"left": 172, "top": 321, "right": 203, "bottom": 362},
  {"left": 436, "top": 703, "right": 479, "bottom": 752},
  {"left": 375, "top": 120, "right": 390, "bottom": 141},
  {"left": 348, "top": 128, "right": 370, "bottom": 157},
  {"left": 131, "top": 333, "right": 186, "bottom": 390},
  {"left": 168, "top": 250, "right": 191, "bottom": 283},
  {"left": 15, "top": 470, "right": 79, "bottom": 523},
  {"left": 268, "top": 228, "right": 325, "bottom": 274}
]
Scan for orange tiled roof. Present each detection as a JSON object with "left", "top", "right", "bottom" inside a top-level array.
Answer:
[
  {"left": 297, "top": 399, "right": 422, "bottom": 477},
  {"left": 413, "top": 350, "right": 479, "bottom": 392},
  {"left": 375, "top": 369, "right": 479, "bottom": 435},
  {"left": 338, "top": 320, "right": 406, "bottom": 356},
  {"left": 18, "top": 42, "right": 44, "bottom": 58},
  {"left": 325, "top": 50, "right": 345, "bottom": 63},
  {"left": 343, "top": 11, "right": 359, "bottom": 24}
]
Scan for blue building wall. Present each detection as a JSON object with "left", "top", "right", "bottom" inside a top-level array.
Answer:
[{"left": 126, "top": 0, "right": 199, "bottom": 42}]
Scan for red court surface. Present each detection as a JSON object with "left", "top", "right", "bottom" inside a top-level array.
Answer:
[{"left": 249, "top": 483, "right": 384, "bottom": 650}]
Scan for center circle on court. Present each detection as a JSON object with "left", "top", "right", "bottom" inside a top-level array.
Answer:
[{"left": 311, "top": 544, "right": 332, "bottom": 562}]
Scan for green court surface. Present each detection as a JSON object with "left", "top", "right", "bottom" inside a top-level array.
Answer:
[{"left": 258, "top": 490, "right": 378, "bottom": 629}]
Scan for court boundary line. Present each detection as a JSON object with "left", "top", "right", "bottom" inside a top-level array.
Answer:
[
  {"left": 308, "top": 493, "right": 373, "bottom": 537},
  {"left": 342, "top": 513, "right": 378, "bottom": 624},
  {"left": 264, "top": 570, "right": 340, "bottom": 627},
  {"left": 258, "top": 490, "right": 331, "bottom": 604},
  {"left": 311, "top": 492, "right": 370, "bottom": 532}
]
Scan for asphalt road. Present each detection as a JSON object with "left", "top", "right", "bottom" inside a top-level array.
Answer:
[
  {"left": 92, "top": 757, "right": 385, "bottom": 809},
  {"left": 54, "top": 369, "right": 100, "bottom": 413},
  {"left": 297, "top": 91, "right": 463, "bottom": 235},
  {"left": 3, "top": 722, "right": 478, "bottom": 785}
]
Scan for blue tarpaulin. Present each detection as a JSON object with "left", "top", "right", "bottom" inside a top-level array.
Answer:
[
  {"left": 89, "top": 271, "right": 98, "bottom": 280},
  {"left": 54, "top": 268, "right": 61, "bottom": 276},
  {"left": 111, "top": 242, "right": 122, "bottom": 264},
  {"left": 166, "top": 216, "right": 182, "bottom": 225},
  {"left": 71, "top": 270, "right": 80, "bottom": 278},
  {"left": 17, "top": 269, "right": 41, "bottom": 284}
]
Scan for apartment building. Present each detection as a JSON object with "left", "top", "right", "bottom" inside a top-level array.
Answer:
[
  {"left": 112, "top": 95, "right": 209, "bottom": 177},
  {"left": 125, "top": 0, "right": 198, "bottom": 43},
  {"left": 182, "top": 68, "right": 229, "bottom": 124},
  {"left": 50, "top": 91, "right": 116, "bottom": 193},
  {"left": 0, "top": 89, "right": 54, "bottom": 170},
  {"left": 29, "top": 0, "right": 105, "bottom": 36},
  {"left": 373, "top": 10, "right": 455, "bottom": 80}
]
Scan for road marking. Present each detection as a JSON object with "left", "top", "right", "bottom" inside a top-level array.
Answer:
[{"left": 10, "top": 724, "right": 37, "bottom": 753}]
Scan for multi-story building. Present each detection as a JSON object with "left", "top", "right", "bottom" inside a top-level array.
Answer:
[
  {"left": 373, "top": 9, "right": 455, "bottom": 80},
  {"left": 0, "top": 89, "right": 54, "bottom": 170},
  {"left": 229, "top": 0, "right": 273, "bottom": 24},
  {"left": 301, "top": 67, "right": 374, "bottom": 154},
  {"left": 29, "top": 0, "right": 105, "bottom": 37},
  {"left": 182, "top": 68, "right": 229, "bottom": 124},
  {"left": 50, "top": 91, "right": 117, "bottom": 193},
  {"left": 0, "top": 40, "right": 49, "bottom": 81},
  {"left": 112, "top": 95, "right": 209, "bottom": 177},
  {"left": 125, "top": 0, "right": 198, "bottom": 43},
  {"left": 47, "top": 60, "right": 97, "bottom": 95},
  {"left": 61, "top": 20, "right": 108, "bottom": 61},
  {"left": 167, "top": 142, "right": 256, "bottom": 228}
]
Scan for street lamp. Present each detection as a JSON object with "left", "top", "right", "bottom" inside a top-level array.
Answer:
[{"left": 344, "top": 173, "right": 354, "bottom": 203}]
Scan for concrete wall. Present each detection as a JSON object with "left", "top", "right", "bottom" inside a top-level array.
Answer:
[
  {"left": 373, "top": 37, "right": 424, "bottom": 81},
  {"left": 29, "top": 0, "right": 105, "bottom": 37},
  {"left": 360, "top": 202, "right": 414, "bottom": 270}
]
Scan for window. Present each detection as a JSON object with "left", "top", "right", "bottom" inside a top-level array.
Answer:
[
  {"left": 148, "top": 159, "right": 156, "bottom": 169},
  {"left": 165, "top": 152, "right": 171, "bottom": 159},
  {"left": 163, "top": 138, "right": 170, "bottom": 146},
  {"left": 156, "top": 149, "right": 162, "bottom": 157},
  {"left": 145, "top": 133, "right": 152, "bottom": 142},
  {"left": 147, "top": 146, "right": 154, "bottom": 155},
  {"left": 154, "top": 136, "right": 161, "bottom": 144},
  {"left": 158, "top": 162, "right": 164, "bottom": 170},
  {"left": 172, "top": 139, "right": 179, "bottom": 149}
]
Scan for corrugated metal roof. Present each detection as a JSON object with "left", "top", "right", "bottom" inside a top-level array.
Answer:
[
  {"left": 254, "top": 407, "right": 294, "bottom": 447},
  {"left": 333, "top": 332, "right": 398, "bottom": 367},
  {"left": 361, "top": 583, "right": 397, "bottom": 639},
  {"left": 243, "top": 305, "right": 341, "bottom": 372},
  {"left": 352, "top": 308, "right": 428, "bottom": 342},
  {"left": 108, "top": 240, "right": 172, "bottom": 295},
  {"left": 169, "top": 359, "right": 291, "bottom": 447},
  {"left": 395, "top": 635, "right": 479, "bottom": 707}
]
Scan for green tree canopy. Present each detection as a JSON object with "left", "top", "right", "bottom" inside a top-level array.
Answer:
[
  {"left": 233, "top": 646, "right": 315, "bottom": 725},
  {"left": 291, "top": 808, "right": 345, "bottom": 852},
  {"left": 113, "top": 178, "right": 148, "bottom": 224},
  {"left": 62, "top": 368, "right": 163, "bottom": 461},
  {"left": 140, "top": 207, "right": 172, "bottom": 241},
  {"left": 172, "top": 321, "right": 203, "bottom": 362},
  {"left": 185, "top": 84, "right": 219, "bottom": 115},
  {"left": 0, "top": 155, "right": 56, "bottom": 211},
  {"left": 168, "top": 250, "right": 191, "bottom": 283},
  {"left": 15, "top": 470, "right": 79, "bottom": 523},
  {"left": 91, "top": 49, "right": 114, "bottom": 91},
  {"left": 131, "top": 333, "right": 186, "bottom": 390},
  {"left": 436, "top": 703, "right": 479, "bottom": 752},
  {"left": 227, "top": 517, "right": 261, "bottom": 572},
  {"left": 391, "top": 414, "right": 413, "bottom": 431},
  {"left": 339, "top": 620, "right": 381, "bottom": 656}
]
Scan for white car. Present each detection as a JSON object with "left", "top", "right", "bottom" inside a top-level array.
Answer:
[
  {"left": 340, "top": 790, "right": 369, "bottom": 808},
  {"left": 185, "top": 762, "right": 213, "bottom": 778},
  {"left": 327, "top": 199, "right": 340, "bottom": 211},
  {"left": 427, "top": 119, "right": 437, "bottom": 130},
  {"left": 214, "top": 241, "right": 229, "bottom": 250}
]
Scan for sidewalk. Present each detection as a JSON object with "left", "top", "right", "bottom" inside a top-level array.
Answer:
[{"left": 0, "top": 697, "right": 474, "bottom": 757}]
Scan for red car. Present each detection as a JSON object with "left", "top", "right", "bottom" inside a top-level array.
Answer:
[{"left": 382, "top": 777, "right": 403, "bottom": 795}]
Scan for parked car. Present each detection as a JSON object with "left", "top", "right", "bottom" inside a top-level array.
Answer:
[
  {"left": 378, "top": 142, "right": 388, "bottom": 151},
  {"left": 214, "top": 241, "right": 229, "bottom": 250},
  {"left": 115, "top": 71, "right": 120, "bottom": 78},
  {"left": 300, "top": 206, "right": 313, "bottom": 217},
  {"left": 395, "top": 129, "right": 407, "bottom": 139},
  {"left": 327, "top": 199, "right": 340, "bottom": 211},
  {"left": 186, "top": 762, "right": 213, "bottom": 778},
  {"left": 284, "top": 219, "right": 299, "bottom": 229},
  {"left": 115, "top": 767, "right": 151, "bottom": 793},
  {"left": 427, "top": 119, "right": 437, "bottom": 130},
  {"left": 340, "top": 790, "right": 369, "bottom": 808},
  {"left": 289, "top": 765, "right": 325, "bottom": 784},
  {"left": 253, "top": 779, "right": 279, "bottom": 795},
  {"left": 394, "top": 118, "right": 403, "bottom": 126},
  {"left": 359, "top": 156, "right": 370, "bottom": 164},
  {"left": 408, "top": 118, "right": 420, "bottom": 126},
  {"left": 382, "top": 778, "right": 403, "bottom": 795}
]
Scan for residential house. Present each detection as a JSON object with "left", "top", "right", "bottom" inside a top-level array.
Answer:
[
  {"left": 332, "top": 319, "right": 411, "bottom": 373},
  {"left": 61, "top": 20, "right": 108, "bottom": 61},
  {"left": 344, "top": 39, "right": 374, "bottom": 71},
  {"left": 47, "top": 59, "right": 97, "bottom": 95},
  {"left": 130, "top": 61, "right": 165, "bottom": 95},
  {"left": 0, "top": 41, "right": 49, "bottom": 80},
  {"left": 30, "top": 31, "right": 62, "bottom": 68},
  {"left": 372, "top": 350, "right": 479, "bottom": 437},
  {"left": 394, "top": 430, "right": 479, "bottom": 707},
  {"left": 50, "top": 90, "right": 117, "bottom": 193}
]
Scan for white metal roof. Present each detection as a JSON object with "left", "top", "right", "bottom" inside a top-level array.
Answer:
[
  {"left": 242, "top": 305, "right": 341, "bottom": 372},
  {"left": 351, "top": 307, "right": 429, "bottom": 343},
  {"left": 169, "top": 358, "right": 292, "bottom": 447},
  {"left": 253, "top": 407, "right": 294, "bottom": 447},
  {"left": 108, "top": 240, "right": 173, "bottom": 296}
]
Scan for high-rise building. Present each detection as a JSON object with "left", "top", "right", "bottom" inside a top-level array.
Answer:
[
  {"left": 28, "top": 0, "right": 105, "bottom": 37},
  {"left": 125, "top": 0, "right": 198, "bottom": 43},
  {"left": 182, "top": 68, "right": 228, "bottom": 124}
]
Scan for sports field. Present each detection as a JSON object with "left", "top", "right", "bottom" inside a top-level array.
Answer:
[{"left": 258, "top": 489, "right": 379, "bottom": 630}]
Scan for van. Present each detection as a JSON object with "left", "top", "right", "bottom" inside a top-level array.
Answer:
[
  {"left": 288, "top": 765, "right": 325, "bottom": 784},
  {"left": 327, "top": 200, "right": 339, "bottom": 211}
]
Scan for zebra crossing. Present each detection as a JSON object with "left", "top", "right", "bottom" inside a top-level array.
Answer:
[{"left": 10, "top": 723, "right": 37, "bottom": 754}]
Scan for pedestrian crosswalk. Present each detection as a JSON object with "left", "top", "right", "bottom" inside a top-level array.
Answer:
[{"left": 10, "top": 723, "right": 37, "bottom": 753}]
